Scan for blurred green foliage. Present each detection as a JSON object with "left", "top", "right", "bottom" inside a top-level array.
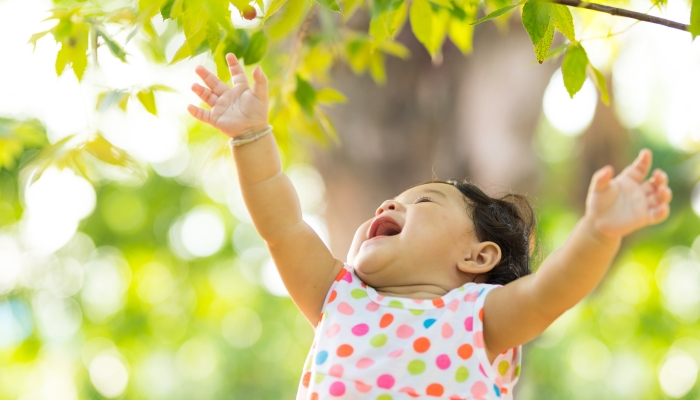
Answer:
[{"left": 1, "top": 0, "right": 700, "bottom": 398}]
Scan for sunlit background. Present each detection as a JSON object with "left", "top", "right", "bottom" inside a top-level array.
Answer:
[{"left": 1, "top": 0, "right": 700, "bottom": 398}]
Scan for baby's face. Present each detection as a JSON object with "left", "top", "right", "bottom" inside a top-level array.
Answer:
[{"left": 347, "top": 183, "right": 479, "bottom": 288}]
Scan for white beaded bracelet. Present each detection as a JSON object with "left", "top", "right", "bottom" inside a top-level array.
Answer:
[{"left": 227, "top": 125, "right": 273, "bottom": 148}]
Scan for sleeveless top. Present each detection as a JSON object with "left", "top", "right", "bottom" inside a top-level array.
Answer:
[{"left": 296, "top": 264, "right": 521, "bottom": 400}]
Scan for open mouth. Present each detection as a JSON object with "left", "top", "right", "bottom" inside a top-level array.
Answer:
[{"left": 369, "top": 217, "right": 402, "bottom": 239}]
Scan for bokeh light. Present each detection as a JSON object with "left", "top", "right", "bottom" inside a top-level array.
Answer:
[{"left": 542, "top": 69, "right": 597, "bottom": 137}]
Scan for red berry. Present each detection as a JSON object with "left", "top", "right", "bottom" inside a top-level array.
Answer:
[{"left": 241, "top": 5, "right": 256, "bottom": 20}]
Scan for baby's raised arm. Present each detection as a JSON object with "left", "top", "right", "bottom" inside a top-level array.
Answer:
[
  {"left": 482, "top": 149, "right": 672, "bottom": 363},
  {"left": 188, "top": 54, "right": 344, "bottom": 327}
]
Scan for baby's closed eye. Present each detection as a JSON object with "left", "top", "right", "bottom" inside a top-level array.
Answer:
[{"left": 415, "top": 196, "right": 433, "bottom": 203}]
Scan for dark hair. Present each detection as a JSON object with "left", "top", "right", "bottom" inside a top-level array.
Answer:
[{"left": 418, "top": 179, "right": 537, "bottom": 285}]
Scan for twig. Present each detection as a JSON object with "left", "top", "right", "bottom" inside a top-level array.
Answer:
[
  {"left": 544, "top": 0, "right": 689, "bottom": 32},
  {"left": 285, "top": 4, "right": 320, "bottom": 81}
]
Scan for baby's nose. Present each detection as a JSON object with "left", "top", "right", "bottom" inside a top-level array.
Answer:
[{"left": 375, "top": 200, "right": 399, "bottom": 215}]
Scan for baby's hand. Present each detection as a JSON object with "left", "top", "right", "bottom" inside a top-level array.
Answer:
[
  {"left": 187, "top": 53, "right": 269, "bottom": 138},
  {"left": 584, "top": 149, "right": 672, "bottom": 240}
]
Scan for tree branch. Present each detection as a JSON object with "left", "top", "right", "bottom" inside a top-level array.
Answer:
[
  {"left": 285, "top": 5, "right": 321, "bottom": 81},
  {"left": 545, "top": 0, "right": 689, "bottom": 32}
]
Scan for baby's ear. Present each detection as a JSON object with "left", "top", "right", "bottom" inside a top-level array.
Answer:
[{"left": 458, "top": 241, "right": 502, "bottom": 274}]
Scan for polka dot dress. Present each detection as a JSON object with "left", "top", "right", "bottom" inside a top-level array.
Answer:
[{"left": 296, "top": 265, "right": 521, "bottom": 400}]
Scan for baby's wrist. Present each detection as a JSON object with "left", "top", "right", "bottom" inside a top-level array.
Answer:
[{"left": 581, "top": 215, "right": 621, "bottom": 246}]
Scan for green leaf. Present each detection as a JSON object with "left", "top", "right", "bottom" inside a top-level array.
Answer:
[
  {"left": 55, "top": 45, "right": 70, "bottom": 76},
  {"left": 149, "top": 84, "right": 176, "bottom": 92},
  {"left": 204, "top": 0, "right": 236, "bottom": 34},
  {"left": 522, "top": 1, "right": 551, "bottom": 46},
  {"left": 160, "top": 0, "right": 176, "bottom": 18},
  {"left": 588, "top": 64, "right": 609, "bottom": 105},
  {"left": 83, "top": 133, "right": 139, "bottom": 169},
  {"left": 268, "top": 0, "right": 307, "bottom": 39},
  {"left": 263, "top": 0, "right": 288, "bottom": 22},
  {"left": 169, "top": 41, "right": 192, "bottom": 64},
  {"left": 691, "top": 0, "right": 700, "bottom": 39},
  {"left": 448, "top": 4, "right": 476, "bottom": 54},
  {"left": 345, "top": 37, "right": 372, "bottom": 73},
  {"left": 378, "top": 40, "right": 411, "bottom": 59},
  {"left": 369, "top": 51, "right": 386, "bottom": 84},
  {"left": 137, "top": 89, "right": 157, "bottom": 115},
  {"left": 206, "top": 20, "right": 220, "bottom": 52},
  {"left": 470, "top": 2, "right": 520, "bottom": 25},
  {"left": 543, "top": 43, "right": 567, "bottom": 61},
  {"left": 96, "top": 90, "right": 130, "bottom": 112},
  {"left": 214, "top": 40, "right": 232, "bottom": 81},
  {"left": 316, "top": 88, "right": 347, "bottom": 104},
  {"left": 95, "top": 27, "right": 127, "bottom": 62},
  {"left": 534, "top": 18, "right": 554, "bottom": 63},
  {"left": 28, "top": 30, "right": 51, "bottom": 50},
  {"left": 561, "top": 43, "right": 588, "bottom": 98},
  {"left": 410, "top": 0, "right": 434, "bottom": 54},
  {"left": 373, "top": 0, "right": 404, "bottom": 16},
  {"left": 316, "top": 0, "right": 341, "bottom": 12},
  {"left": 550, "top": 4, "right": 575, "bottom": 42},
  {"left": 294, "top": 75, "right": 317, "bottom": 118},
  {"left": 243, "top": 31, "right": 268, "bottom": 64}
]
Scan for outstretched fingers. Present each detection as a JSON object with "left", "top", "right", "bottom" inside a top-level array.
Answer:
[
  {"left": 621, "top": 148, "right": 653, "bottom": 183},
  {"left": 195, "top": 65, "right": 230, "bottom": 96},
  {"left": 187, "top": 104, "right": 211, "bottom": 124},
  {"left": 589, "top": 165, "right": 614, "bottom": 193},
  {"left": 191, "top": 83, "right": 218, "bottom": 107},
  {"left": 252, "top": 65, "right": 268, "bottom": 102},
  {"left": 226, "top": 53, "right": 250, "bottom": 88}
]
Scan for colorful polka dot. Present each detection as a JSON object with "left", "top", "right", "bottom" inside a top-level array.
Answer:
[
  {"left": 436, "top": 354, "right": 451, "bottom": 370},
  {"left": 407, "top": 359, "right": 426, "bottom": 375},
  {"left": 302, "top": 371, "right": 311, "bottom": 387},
  {"left": 455, "top": 366, "right": 470, "bottom": 382},
  {"left": 310, "top": 393, "right": 319, "bottom": 400},
  {"left": 377, "top": 395, "right": 393, "bottom": 400},
  {"left": 337, "top": 302, "right": 354, "bottom": 315},
  {"left": 329, "top": 381, "right": 346, "bottom": 396},
  {"left": 498, "top": 360, "right": 510, "bottom": 376},
  {"left": 458, "top": 344, "right": 473, "bottom": 360},
  {"left": 356, "top": 358, "right": 374, "bottom": 369},
  {"left": 426, "top": 383, "right": 444, "bottom": 397},
  {"left": 388, "top": 349, "right": 403, "bottom": 358},
  {"left": 329, "top": 364, "right": 344, "bottom": 378},
  {"left": 413, "top": 337, "right": 431, "bottom": 353},
  {"left": 409, "top": 309, "right": 424, "bottom": 316},
  {"left": 470, "top": 381, "right": 487, "bottom": 397},
  {"left": 441, "top": 323, "right": 453, "bottom": 338},
  {"left": 379, "top": 313, "right": 394, "bottom": 328},
  {"left": 515, "top": 366, "right": 521, "bottom": 377},
  {"left": 314, "top": 373, "right": 326, "bottom": 384},
  {"left": 328, "top": 290, "right": 337, "bottom": 303},
  {"left": 494, "top": 384, "right": 501, "bottom": 397},
  {"left": 351, "top": 323, "right": 369, "bottom": 336},
  {"left": 355, "top": 380, "right": 372, "bottom": 393},
  {"left": 366, "top": 302, "right": 380, "bottom": 312},
  {"left": 464, "top": 317, "right": 473, "bottom": 332},
  {"left": 396, "top": 324, "right": 415, "bottom": 338},
  {"left": 479, "top": 307, "right": 484, "bottom": 322},
  {"left": 448, "top": 299, "right": 459, "bottom": 312},
  {"left": 432, "top": 298, "right": 445, "bottom": 308},
  {"left": 337, "top": 344, "right": 354, "bottom": 357},
  {"left": 423, "top": 318, "right": 436, "bottom": 329},
  {"left": 341, "top": 271, "right": 353, "bottom": 283},
  {"left": 316, "top": 350, "right": 328, "bottom": 365},
  {"left": 377, "top": 374, "right": 395, "bottom": 389},
  {"left": 388, "top": 300, "right": 404, "bottom": 308},
  {"left": 351, "top": 289, "right": 368, "bottom": 299},
  {"left": 473, "top": 331, "right": 484, "bottom": 348},
  {"left": 325, "top": 323, "right": 340, "bottom": 338},
  {"left": 370, "top": 333, "right": 387, "bottom": 347}
]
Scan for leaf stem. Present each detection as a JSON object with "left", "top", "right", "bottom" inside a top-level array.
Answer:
[
  {"left": 544, "top": 0, "right": 689, "bottom": 32},
  {"left": 285, "top": 4, "right": 321, "bottom": 81}
]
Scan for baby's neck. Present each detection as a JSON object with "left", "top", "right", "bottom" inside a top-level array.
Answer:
[{"left": 373, "top": 284, "right": 450, "bottom": 299}]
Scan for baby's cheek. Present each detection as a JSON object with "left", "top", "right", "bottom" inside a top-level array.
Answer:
[{"left": 347, "top": 219, "right": 372, "bottom": 263}]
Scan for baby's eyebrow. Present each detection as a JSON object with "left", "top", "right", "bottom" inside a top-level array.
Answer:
[{"left": 393, "top": 188, "right": 448, "bottom": 201}]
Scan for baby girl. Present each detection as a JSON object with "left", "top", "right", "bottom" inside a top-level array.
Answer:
[{"left": 188, "top": 54, "right": 672, "bottom": 399}]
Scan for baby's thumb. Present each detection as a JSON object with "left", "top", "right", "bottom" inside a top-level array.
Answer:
[
  {"left": 252, "top": 66, "right": 268, "bottom": 101},
  {"left": 589, "top": 165, "right": 614, "bottom": 193}
]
